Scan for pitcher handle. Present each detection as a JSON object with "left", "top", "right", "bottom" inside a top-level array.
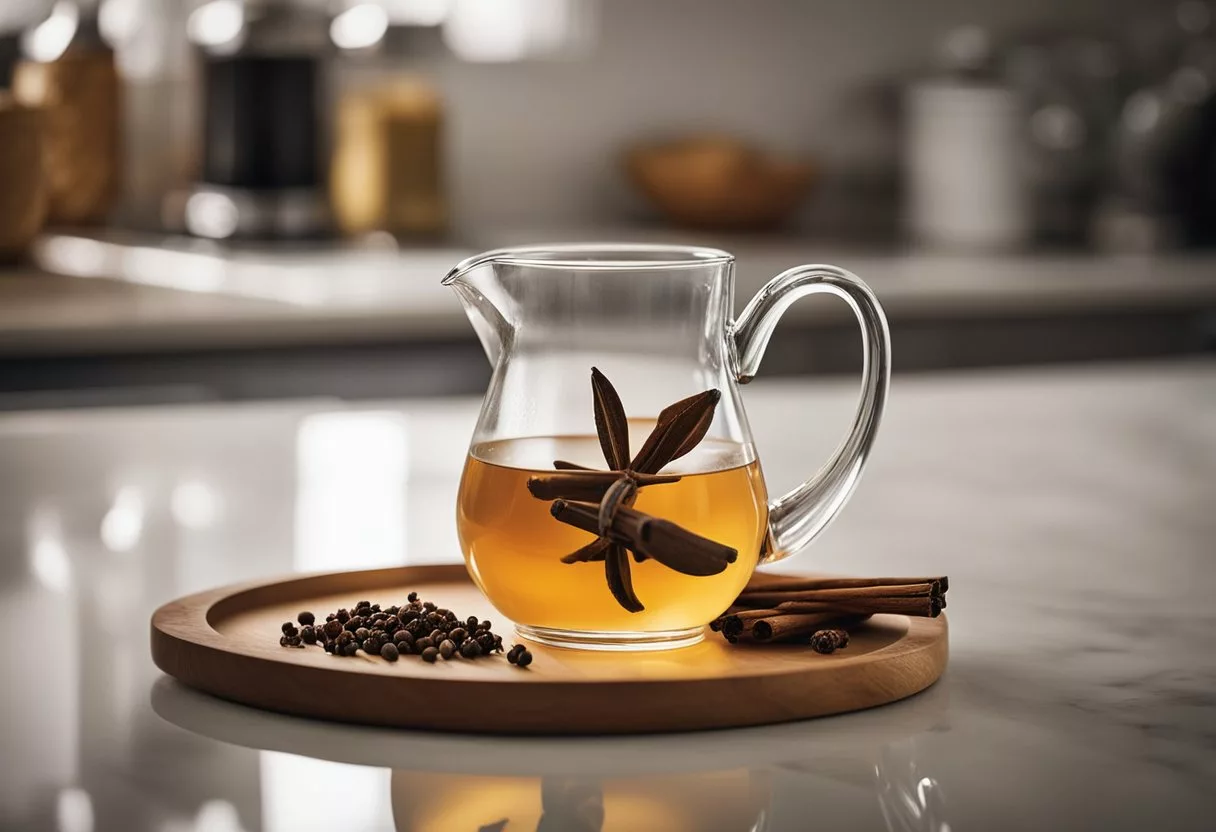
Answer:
[{"left": 731, "top": 264, "right": 891, "bottom": 564}]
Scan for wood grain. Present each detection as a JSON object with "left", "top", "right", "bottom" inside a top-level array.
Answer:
[{"left": 151, "top": 564, "right": 947, "bottom": 734}]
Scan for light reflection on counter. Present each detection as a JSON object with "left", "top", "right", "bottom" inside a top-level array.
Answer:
[
  {"left": 261, "top": 753, "right": 392, "bottom": 832},
  {"left": 31, "top": 232, "right": 468, "bottom": 310},
  {"left": 294, "top": 412, "right": 410, "bottom": 572}
]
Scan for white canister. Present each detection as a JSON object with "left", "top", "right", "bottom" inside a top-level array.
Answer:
[{"left": 905, "top": 81, "right": 1030, "bottom": 249}]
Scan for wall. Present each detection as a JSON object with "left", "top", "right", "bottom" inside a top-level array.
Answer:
[{"left": 376, "top": 0, "right": 1162, "bottom": 234}]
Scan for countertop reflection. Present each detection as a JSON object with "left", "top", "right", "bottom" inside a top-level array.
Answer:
[{"left": 0, "top": 361, "right": 1213, "bottom": 830}]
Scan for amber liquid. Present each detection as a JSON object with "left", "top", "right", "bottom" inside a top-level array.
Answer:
[{"left": 457, "top": 433, "right": 768, "bottom": 634}]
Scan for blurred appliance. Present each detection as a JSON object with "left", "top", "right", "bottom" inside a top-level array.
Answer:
[
  {"left": 1005, "top": 36, "right": 1121, "bottom": 246},
  {"left": 904, "top": 27, "right": 1030, "bottom": 250},
  {"left": 330, "top": 79, "right": 446, "bottom": 239},
  {"left": 185, "top": 0, "right": 330, "bottom": 239},
  {"left": 1095, "top": 1, "right": 1216, "bottom": 250},
  {"left": 11, "top": 1, "right": 120, "bottom": 225},
  {"left": 0, "top": 94, "right": 46, "bottom": 260},
  {"left": 0, "top": 32, "right": 17, "bottom": 87}
]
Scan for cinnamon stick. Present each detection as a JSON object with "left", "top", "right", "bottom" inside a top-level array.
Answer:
[
  {"left": 776, "top": 595, "right": 942, "bottom": 617},
  {"left": 528, "top": 471, "right": 679, "bottom": 502},
  {"left": 750, "top": 613, "right": 871, "bottom": 643},
  {"left": 743, "top": 573, "right": 949, "bottom": 594},
  {"left": 739, "top": 582, "right": 937, "bottom": 606},
  {"left": 549, "top": 499, "right": 736, "bottom": 577}
]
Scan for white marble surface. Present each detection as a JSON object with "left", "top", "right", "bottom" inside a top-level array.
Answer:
[
  {"left": 0, "top": 360, "right": 1213, "bottom": 830},
  {"left": 2, "top": 229, "right": 1215, "bottom": 356}
]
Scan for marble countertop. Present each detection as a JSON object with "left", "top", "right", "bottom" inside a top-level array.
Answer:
[
  {"left": 0, "top": 360, "right": 1212, "bottom": 830},
  {"left": 1, "top": 230, "right": 1214, "bottom": 356}
]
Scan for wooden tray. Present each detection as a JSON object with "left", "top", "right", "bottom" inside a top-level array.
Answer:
[{"left": 151, "top": 564, "right": 947, "bottom": 734}]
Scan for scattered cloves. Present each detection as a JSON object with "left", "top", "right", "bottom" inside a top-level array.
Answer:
[{"left": 276, "top": 594, "right": 525, "bottom": 668}]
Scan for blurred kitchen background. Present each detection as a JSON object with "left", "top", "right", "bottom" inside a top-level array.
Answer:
[{"left": 1, "top": 0, "right": 1215, "bottom": 409}]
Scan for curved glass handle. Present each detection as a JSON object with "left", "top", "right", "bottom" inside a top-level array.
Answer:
[{"left": 732, "top": 264, "right": 891, "bottom": 564}]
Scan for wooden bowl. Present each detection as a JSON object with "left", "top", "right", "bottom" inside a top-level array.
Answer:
[{"left": 626, "top": 137, "right": 813, "bottom": 230}]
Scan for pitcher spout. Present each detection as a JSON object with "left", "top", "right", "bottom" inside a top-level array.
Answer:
[{"left": 444, "top": 251, "right": 514, "bottom": 367}]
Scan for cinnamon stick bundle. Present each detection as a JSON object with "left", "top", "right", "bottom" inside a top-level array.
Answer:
[{"left": 712, "top": 573, "right": 949, "bottom": 645}]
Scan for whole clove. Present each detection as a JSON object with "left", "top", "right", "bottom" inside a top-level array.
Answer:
[{"left": 810, "top": 629, "right": 849, "bottom": 654}]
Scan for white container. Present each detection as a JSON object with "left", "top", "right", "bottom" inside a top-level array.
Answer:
[{"left": 905, "top": 81, "right": 1029, "bottom": 249}]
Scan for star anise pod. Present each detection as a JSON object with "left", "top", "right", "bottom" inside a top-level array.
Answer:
[{"left": 526, "top": 368, "right": 738, "bottom": 613}]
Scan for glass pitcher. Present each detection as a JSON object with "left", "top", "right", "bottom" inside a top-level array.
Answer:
[{"left": 446, "top": 244, "right": 890, "bottom": 651}]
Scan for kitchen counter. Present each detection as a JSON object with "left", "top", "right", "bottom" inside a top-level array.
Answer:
[
  {"left": 0, "top": 360, "right": 1212, "bottom": 830},
  {"left": 1, "top": 230, "right": 1214, "bottom": 357}
]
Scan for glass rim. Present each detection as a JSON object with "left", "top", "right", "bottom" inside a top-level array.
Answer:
[{"left": 443, "top": 243, "right": 734, "bottom": 283}]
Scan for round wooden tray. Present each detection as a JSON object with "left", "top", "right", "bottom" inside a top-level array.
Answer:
[{"left": 151, "top": 564, "right": 947, "bottom": 734}]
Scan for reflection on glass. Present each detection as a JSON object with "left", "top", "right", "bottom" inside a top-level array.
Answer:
[{"left": 294, "top": 413, "right": 409, "bottom": 572}]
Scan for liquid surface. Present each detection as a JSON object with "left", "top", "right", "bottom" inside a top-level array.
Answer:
[{"left": 457, "top": 435, "right": 768, "bottom": 633}]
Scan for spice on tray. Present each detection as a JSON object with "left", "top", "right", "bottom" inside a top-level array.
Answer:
[
  {"left": 507, "top": 644, "right": 535, "bottom": 667},
  {"left": 711, "top": 574, "right": 950, "bottom": 652},
  {"left": 526, "top": 368, "right": 738, "bottom": 613},
  {"left": 810, "top": 628, "right": 850, "bottom": 654},
  {"left": 277, "top": 591, "right": 521, "bottom": 667}
]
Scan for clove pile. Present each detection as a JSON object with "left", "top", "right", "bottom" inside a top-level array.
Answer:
[{"left": 277, "top": 593, "right": 533, "bottom": 668}]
